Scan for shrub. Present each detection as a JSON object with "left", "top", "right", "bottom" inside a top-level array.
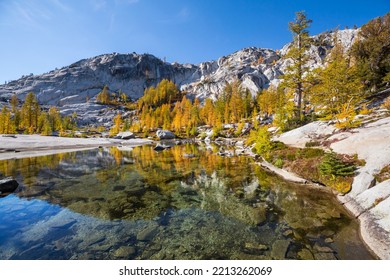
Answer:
[
  {"left": 286, "top": 153, "right": 296, "bottom": 161},
  {"left": 332, "top": 180, "right": 352, "bottom": 194},
  {"left": 247, "top": 127, "right": 273, "bottom": 157},
  {"left": 319, "top": 151, "right": 356, "bottom": 177},
  {"left": 299, "top": 147, "right": 325, "bottom": 159},
  {"left": 305, "top": 141, "right": 321, "bottom": 147},
  {"left": 274, "top": 158, "right": 284, "bottom": 168},
  {"left": 235, "top": 121, "right": 245, "bottom": 136},
  {"left": 272, "top": 141, "right": 287, "bottom": 150},
  {"left": 359, "top": 104, "right": 371, "bottom": 115}
]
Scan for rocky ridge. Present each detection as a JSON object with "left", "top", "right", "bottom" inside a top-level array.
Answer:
[{"left": 0, "top": 29, "right": 358, "bottom": 125}]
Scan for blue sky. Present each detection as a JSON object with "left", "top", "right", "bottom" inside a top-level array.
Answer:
[{"left": 0, "top": 0, "right": 388, "bottom": 83}]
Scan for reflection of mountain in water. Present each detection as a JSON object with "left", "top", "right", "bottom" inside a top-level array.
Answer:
[{"left": 0, "top": 145, "right": 374, "bottom": 260}]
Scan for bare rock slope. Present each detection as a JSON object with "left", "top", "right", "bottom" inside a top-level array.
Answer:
[{"left": 276, "top": 116, "right": 390, "bottom": 259}]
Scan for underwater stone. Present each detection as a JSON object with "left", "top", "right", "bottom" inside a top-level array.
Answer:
[
  {"left": 137, "top": 225, "right": 159, "bottom": 241},
  {"left": 298, "top": 248, "right": 314, "bottom": 260},
  {"left": 314, "top": 243, "right": 334, "bottom": 253},
  {"left": 271, "top": 239, "right": 291, "bottom": 260},
  {"left": 243, "top": 242, "right": 268, "bottom": 254},
  {"left": 113, "top": 246, "right": 136, "bottom": 258},
  {"left": 314, "top": 252, "right": 337, "bottom": 260}
]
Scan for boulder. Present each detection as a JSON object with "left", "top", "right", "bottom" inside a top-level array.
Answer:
[
  {"left": 156, "top": 130, "right": 176, "bottom": 140},
  {"left": 117, "top": 131, "right": 135, "bottom": 140},
  {"left": 0, "top": 177, "right": 19, "bottom": 194}
]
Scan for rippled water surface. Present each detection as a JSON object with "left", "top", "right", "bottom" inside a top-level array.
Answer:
[{"left": 0, "top": 144, "right": 374, "bottom": 259}]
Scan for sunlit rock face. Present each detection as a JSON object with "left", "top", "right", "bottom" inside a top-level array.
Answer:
[{"left": 0, "top": 29, "right": 358, "bottom": 124}]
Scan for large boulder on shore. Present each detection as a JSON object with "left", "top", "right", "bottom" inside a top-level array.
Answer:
[
  {"left": 0, "top": 177, "right": 19, "bottom": 194},
  {"left": 156, "top": 130, "right": 176, "bottom": 140},
  {"left": 116, "top": 131, "right": 135, "bottom": 140}
]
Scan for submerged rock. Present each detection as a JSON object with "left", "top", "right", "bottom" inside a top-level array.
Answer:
[
  {"left": 314, "top": 252, "right": 337, "bottom": 260},
  {"left": 271, "top": 239, "right": 291, "bottom": 260},
  {"left": 113, "top": 246, "right": 136, "bottom": 258},
  {"left": 137, "top": 225, "right": 159, "bottom": 241},
  {"left": 298, "top": 248, "right": 314, "bottom": 260},
  {"left": 243, "top": 243, "right": 268, "bottom": 255},
  {"left": 0, "top": 177, "right": 19, "bottom": 194}
]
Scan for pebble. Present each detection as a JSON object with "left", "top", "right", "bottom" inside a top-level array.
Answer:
[
  {"left": 271, "top": 240, "right": 290, "bottom": 260},
  {"left": 325, "top": 237, "right": 334, "bottom": 243},
  {"left": 314, "top": 243, "right": 334, "bottom": 253},
  {"left": 137, "top": 225, "right": 159, "bottom": 241},
  {"left": 244, "top": 242, "right": 269, "bottom": 253},
  {"left": 113, "top": 246, "right": 136, "bottom": 258},
  {"left": 314, "top": 252, "right": 337, "bottom": 260},
  {"left": 298, "top": 248, "right": 314, "bottom": 260}
]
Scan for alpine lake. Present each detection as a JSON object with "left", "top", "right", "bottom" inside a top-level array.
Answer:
[{"left": 0, "top": 143, "right": 375, "bottom": 260}]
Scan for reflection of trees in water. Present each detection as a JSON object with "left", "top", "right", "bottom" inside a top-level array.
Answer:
[
  {"left": 0, "top": 152, "right": 78, "bottom": 187},
  {"left": 0, "top": 145, "right": 351, "bottom": 231},
  {"left": 180, "top": 172, "right": 267, "bottom": 226},
  {"left": 0, "top": 144, "right": 372, "bottom": 259}
]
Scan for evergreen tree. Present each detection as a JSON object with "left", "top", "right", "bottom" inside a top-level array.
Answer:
[
  {"left": 0, "top": 106, "right": 14, "bottom": 134},
  {"left": 10, "top": 94, "right": 21, "bottom": 130},
  {"left": 10, "top": 94, "right": 18, "bottom": 113},
  {"left": 352, "top": 12, "right": 390, "bottom": 91},
  {"left": 96, "top": 85, "right": 111, "bottom": 104},
  {"left": 281, "top": 11, "right": 313, "bottom": 120},
  {"left": 319, "top": 151, "right": 356, "bottom": 177},
  {"left": 21, "top": 92, "right": 40, "bottom": 133},
  {"left": 312, "top": 35, "right": 364, "bottom": 126},
  {"left": 110, "top": 114, "right": 122, "bottom": 136},
  {"left": 48, "top": 106, "right": 61, "bottom": 132}
]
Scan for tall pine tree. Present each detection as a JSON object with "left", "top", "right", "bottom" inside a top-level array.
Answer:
[{"left": 281, "top": 11, "right": 313, "bottom": 120}]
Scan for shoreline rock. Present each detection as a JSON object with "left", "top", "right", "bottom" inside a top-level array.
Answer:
[
  {"left": 156, "top": 130, "right": 176, "bottom": 140},
  {"left": 275, "top": 116, "right": 390, "bottom": 260},
  {"left": 0, "top": 177, "right": 19, "bottom": 195}
]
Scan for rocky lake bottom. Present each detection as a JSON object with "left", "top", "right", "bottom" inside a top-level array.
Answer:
[{"left": 0, "top": 144, "right": 375, "bottom": 260}]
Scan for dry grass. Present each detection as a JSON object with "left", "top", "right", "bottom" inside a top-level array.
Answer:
[{"left": 374, "top": 165, "right": 390, "bottom": 183}]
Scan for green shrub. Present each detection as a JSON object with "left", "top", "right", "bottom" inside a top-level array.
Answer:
[
  {"left": 247, "top": 127, "right": 273, "bottom": 157},
  {"left": 319, "top": 151, "right": 356, "bottom": 177},
  {"left": 274, "top": 158, "right": 284, "bottom": 168},
  {"left": 299, "top": 147, "right": 325, "bottom": 159},
  {"left": 305, "top": 141, "right": 321, "bottom": 147},
  {"left": 286, "top": 153, "right": 296, "bottom": 161},
  {"left": 272, "top": 141, "right": 287, "bottom": 150}
]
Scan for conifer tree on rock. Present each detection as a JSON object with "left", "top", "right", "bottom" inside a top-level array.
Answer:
[{"left": 281, "top": 11, "right": 313, "bottom": 120}]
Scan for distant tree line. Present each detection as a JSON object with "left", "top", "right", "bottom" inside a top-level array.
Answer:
[
  {"left": 115, "top": 12, "right": 389, "bottom": 137},
  {"left": 96, "top": 85, "right": 130, "bottom": 105},
  {"left": 0, "top": 92, "right": 77, "bottom": 135}
]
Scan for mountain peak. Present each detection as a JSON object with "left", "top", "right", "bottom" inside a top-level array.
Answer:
[{"left": 0, "top": 29, "right": 359, "bottom": 115}]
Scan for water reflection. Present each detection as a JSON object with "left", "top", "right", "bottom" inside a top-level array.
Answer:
[{"left": 0, "top": 144, "right": 374, "bottom": 259}]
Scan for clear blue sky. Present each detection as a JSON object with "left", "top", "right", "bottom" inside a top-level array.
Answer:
[{"left": 0, "top": 0, "right": 389, "bottom": 83}]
